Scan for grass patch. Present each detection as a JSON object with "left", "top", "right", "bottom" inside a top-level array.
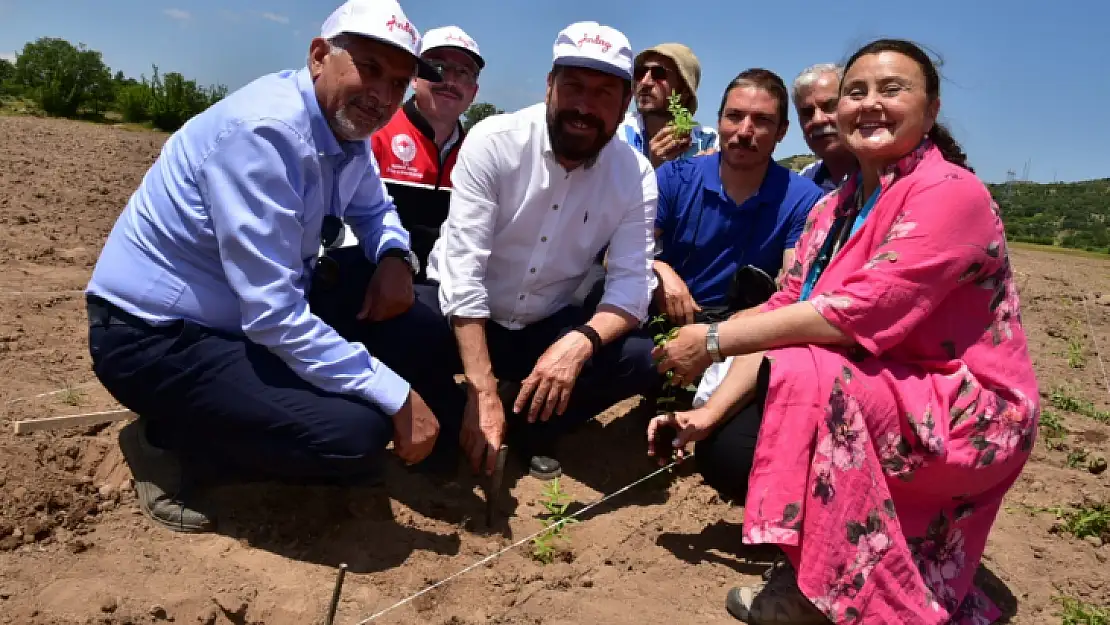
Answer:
[
  {"left": 1010, "top": 241, "right": 1110, "bottom": 261},
  {"left": 1056, "top": 595, "right": 1109, "bottom": 624}
]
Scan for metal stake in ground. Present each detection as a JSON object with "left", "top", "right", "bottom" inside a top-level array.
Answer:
[
  {"left": 325, "top": 562, "right": 348, "bottom": 625},
  {"left": 485, "top": 445, "right": 509, "bottom": 527}
]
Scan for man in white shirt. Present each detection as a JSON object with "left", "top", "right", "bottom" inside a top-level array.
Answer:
[{"left": 424, "top": 21, "right": 661, "bottom": 479}]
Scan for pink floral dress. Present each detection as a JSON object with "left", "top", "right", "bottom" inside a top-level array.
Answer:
[{"left": 744, "top": 140, "right": 1040, "bottom": 624}]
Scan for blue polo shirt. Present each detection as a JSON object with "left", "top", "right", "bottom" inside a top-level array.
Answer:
[{"left": 655, "top": 154, "right": 823, "bottom": 307}]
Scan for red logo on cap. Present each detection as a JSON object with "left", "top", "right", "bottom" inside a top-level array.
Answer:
[
  {"left": 445, "top": 33, "right": 476, "bottom": 50},
  {"left": 385, "top": 16, "right": 416, "bottom": 42},
  {"left": 577, "top": 34, "right": 611, "bottom": 53}
]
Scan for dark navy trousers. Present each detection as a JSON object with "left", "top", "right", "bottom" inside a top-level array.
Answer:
[{"left": 88, "top": 248, "right": 661, "bottom": 484}]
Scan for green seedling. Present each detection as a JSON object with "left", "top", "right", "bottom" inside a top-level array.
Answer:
[
  {"left": 531, "top": 478, "right": 577, "bottom": 564},
  {"left": 1055, "top": 595, "right": 1109, "bottom": 625},
  {"left": 667, "top": 90, "right": 696, "bottom": 139},
  {"left": 651, "top": 315, "right": 698, "bottom": 391},
  {"left": 1066, "top": 321, "right": 1086, "bottom": 369},
  {"left": 59, "top": 380, "right": 84, "bottom": 407}
]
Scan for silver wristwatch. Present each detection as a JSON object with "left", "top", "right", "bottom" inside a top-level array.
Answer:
[{"left": 706, "top": 322, "right": 723, "bottom": 363}]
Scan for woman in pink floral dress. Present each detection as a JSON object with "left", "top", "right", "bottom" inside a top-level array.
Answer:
[{"left": 649, "top": 39, "right": 1040, "bottom": 625}]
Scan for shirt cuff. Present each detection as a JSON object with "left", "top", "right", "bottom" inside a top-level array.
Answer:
[{"left": 363, "top": 359, "right": 411, "bottom": 415}]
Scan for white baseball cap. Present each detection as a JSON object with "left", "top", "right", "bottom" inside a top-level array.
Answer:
[
  {"left": 420, "top": 26, "right": 485, "bottom": 70},
  {"left": 551, "top": 21, "right": 634, "bottom": 82},
  {"left": 319, "top": 0, "right": 442, "bottom": 82}
]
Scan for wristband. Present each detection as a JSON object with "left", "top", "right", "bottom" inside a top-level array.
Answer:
[{"left": 572, "top": 324, "right": 603, "bottom": 357}]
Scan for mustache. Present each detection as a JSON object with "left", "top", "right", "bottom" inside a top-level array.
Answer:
[
  {"left": 808, "top": 123, "right": 838, "bottom": 139},
  {"left": 433, "top": 85, "right": 463, "bottom": 99},
  {"left": 726, "top": 137, "right": 758, "bottom": 151},
  {"left": 347, "top": 95, "right": 385, "bottom": 118},
  {"left": 555, "top": 109, "right": 605, "bottom": 132}
]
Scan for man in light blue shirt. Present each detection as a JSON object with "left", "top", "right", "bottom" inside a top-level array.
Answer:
[
  {"left": 85, "top": 0, "right": 465, "bottom": 533},
  {"left": 617, "top": 43, "right": 717, "bottom": 168}
]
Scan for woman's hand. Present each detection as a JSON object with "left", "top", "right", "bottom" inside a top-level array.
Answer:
[
  {"left": 646, "top": 408, "right": 725, "bottom": 465},
  {"left": 652, "top": 322, "right": 713, "bottom": 385}
]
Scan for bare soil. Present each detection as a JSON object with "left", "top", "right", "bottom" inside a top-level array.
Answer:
[{"left": 1, "top": 115, "right": 1107, "bottom": 625}]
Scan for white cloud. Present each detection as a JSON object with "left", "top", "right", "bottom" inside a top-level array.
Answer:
[
  {"left": 163, "top": 8, "right": 191, "bottom": 21},
  {"left": 259, "top": 12, "right": 289, "bottom": 24},
  {"left": 0, "top": 52, "right": 15, "bottom": 63}
]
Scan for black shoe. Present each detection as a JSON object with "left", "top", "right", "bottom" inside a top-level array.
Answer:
[
  {"left": 497, "top": 380, "right": 563, "bottom": 480},
  {"left": 117, "top": 419, "right": 214, "bottom": 533}
]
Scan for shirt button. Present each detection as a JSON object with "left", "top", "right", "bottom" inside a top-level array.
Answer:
[
  {"left": 530, "top": 267, "right": 537, "bottom": 273},
  {"left": 552, "top": 204, "right": 559, "bottom": 210},
  {"left": 519, "top": 294, "right": 525, "bottom": 300},
  {"left": 541, "top": 236, "right": 548, "bottom": 242}
]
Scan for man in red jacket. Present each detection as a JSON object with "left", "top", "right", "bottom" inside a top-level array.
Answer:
[{"left": 371, "top": 25, "right": 484, "bottom": 282}]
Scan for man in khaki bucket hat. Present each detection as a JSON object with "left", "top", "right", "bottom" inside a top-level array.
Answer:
[{"left": 617, "top": 42, "right": 718, "bottom": 168}]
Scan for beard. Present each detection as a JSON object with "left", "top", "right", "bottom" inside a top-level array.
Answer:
[{"left": 546, "top": 106, "right": 616, "bottom": 163}]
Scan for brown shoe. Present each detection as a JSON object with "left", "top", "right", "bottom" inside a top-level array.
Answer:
[{"left": 118, "top": 419, "right": 214, "bottom": 533}]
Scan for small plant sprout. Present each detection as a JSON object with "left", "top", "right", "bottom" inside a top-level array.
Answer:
[
  {"left": 650, "top": 315, "right": 698, "bottom": 409},
  {"left": 531, "top": 478, "right": 577, "bottom": 564},
  {"left": 667, "top": 90, "right": 696, "bottom": 139},
  {"left": 59, "top": 380, "right": 84, "bottom": 407}
]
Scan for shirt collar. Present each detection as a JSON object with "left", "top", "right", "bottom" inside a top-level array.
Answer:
[
  {"left": 701, "top": 153, "right": 780, "bottom": 207},
  {"left": 295, "top": 67, "right": 364, "bottom": 159},
  {"left": 404, "top": 96, "right": 465, "bottom": 157}
]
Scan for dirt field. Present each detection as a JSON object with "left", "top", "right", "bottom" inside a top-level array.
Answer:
[{"left": 1, "top": 115, "right": 1107, "bottom": 625}]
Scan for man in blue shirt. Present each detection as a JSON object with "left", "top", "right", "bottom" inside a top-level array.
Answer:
[
  {"left": 652, "top": 68, "right": 824, "bottom": 325},
  {"left": 84, "top": 0, "right": 466, "bottom": 533}
]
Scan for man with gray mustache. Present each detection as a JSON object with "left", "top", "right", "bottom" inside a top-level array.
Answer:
[
  {"left": 83, "top": 0, "right": 465, "bottom": 534},
  {"left": 792, "top": 63, "right": 857, "bottom": 193}
]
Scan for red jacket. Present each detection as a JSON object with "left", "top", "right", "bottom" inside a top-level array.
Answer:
[{"left": 370, "top": 100, "right": 464, "bottom": 275}]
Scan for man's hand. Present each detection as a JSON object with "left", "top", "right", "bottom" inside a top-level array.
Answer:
[
  {"left": 460, "top": 380, "right": 507, "bottom": 476},
  {"left": 391, "top": 390, "right": 440, "bottom": 464},
  {"left": 653, "top": 262, "right": 701, "bottom": 325},
  {"left": 358, "top": 256, "right": 414, "bottom": 322},
  {"left": 515, "top": 331, "right": 592, "bottom": 423},
  {"left": 648, "top": 125, "right": 692, "bottom": 168}
]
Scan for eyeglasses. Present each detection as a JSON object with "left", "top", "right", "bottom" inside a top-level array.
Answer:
[
  {"left": 426, "top": 60, "right": 478, "bottom": 86},
  {"left": 633, "top": 65, "right": 669, "bottom": 82}
]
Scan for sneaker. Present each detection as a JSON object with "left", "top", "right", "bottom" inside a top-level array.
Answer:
[
  {"left": 117, "top": 419, "right": 214, "bottom": 533},
  {"left": 724, "top": 561, "right": 828, "bottom": 624}
]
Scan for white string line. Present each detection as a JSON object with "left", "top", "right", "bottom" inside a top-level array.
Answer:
[
  {"left": 1080, "top": 292, "right": 1110, "bottom": 401},
  {"left": 352, "top": 454, "right": 691, "bottom": 624},
  {"left": 6, "top": 381, "right": 98, "bottom": 404}
]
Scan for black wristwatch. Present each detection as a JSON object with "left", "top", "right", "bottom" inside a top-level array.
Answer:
[{"left": 379, "top": 247, "right": 420, "bottom": 275}]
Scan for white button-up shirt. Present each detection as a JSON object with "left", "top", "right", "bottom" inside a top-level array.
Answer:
[{"left": 427, "top": 102, "right": 657, "bottom": 330}]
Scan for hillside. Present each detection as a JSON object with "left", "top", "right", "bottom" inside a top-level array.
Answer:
[
  {"left": 990, "top": 178, "right": 1110, "bottom": 254},
  {"left": 776, "top": 152, "right": 1109, "bottom": 255},
  {"left": 776, "top": 153, "right": 817, "bottom": 172}
]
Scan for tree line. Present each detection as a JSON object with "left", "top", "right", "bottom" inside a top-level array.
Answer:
[
  {"left": 0, "top": 36, "right": 508, "bottom": 135},
  {"left": 0, "top": 37, "right": 228, "bottom": 132},
  {"left": 989, "top": 178, "right": 1110, "bottom": 254}
]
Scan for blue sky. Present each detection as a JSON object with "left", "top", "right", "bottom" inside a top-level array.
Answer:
[{"left": 1, "top": 0, "right": 1106, "bottom": 183}]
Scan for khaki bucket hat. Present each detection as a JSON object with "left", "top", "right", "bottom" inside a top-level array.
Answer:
[{"left": 634, "top": 43, "right": 703, "bottom": 114}]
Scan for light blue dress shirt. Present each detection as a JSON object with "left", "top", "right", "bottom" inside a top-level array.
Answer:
[{"left": 86, "top": 67, "right": 413, "bottom": 415}]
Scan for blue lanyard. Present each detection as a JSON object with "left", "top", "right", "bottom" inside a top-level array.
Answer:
[{"left": 799, "top": 181, "right": 881, "bottom": 301}]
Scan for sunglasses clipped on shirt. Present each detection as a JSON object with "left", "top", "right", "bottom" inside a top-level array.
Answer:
[{"left": 633, "top": 64, "right": 669, "bottom": 82}]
